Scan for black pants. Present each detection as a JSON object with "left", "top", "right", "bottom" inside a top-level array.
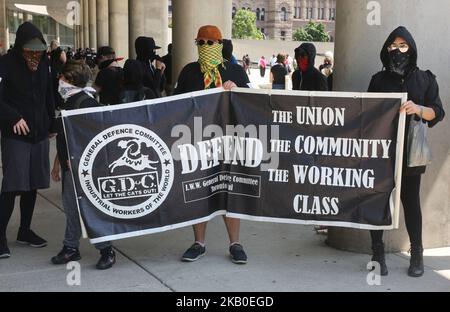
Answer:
[
  {"left": 0, "top": 191, "right": 37, "bottom": 237},
  {"left": 371, "top": 175, "right": 422, "bottom": 247}
]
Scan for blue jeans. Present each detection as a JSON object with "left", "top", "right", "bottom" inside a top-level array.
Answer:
[{"left": 272, "top": 84, "right": 285, "bottom": 90}]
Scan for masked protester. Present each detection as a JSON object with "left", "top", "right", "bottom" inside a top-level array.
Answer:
[
  {"left": 50, "top": 60, "right": 116, "bottom": 270},
  {"left": 174, "top": 25, "right": 250, "bottom": 265},
  {"left": 292, "top": 43, "right": 328, "bottom": 91},
  {"left": 0, "top": 22, "right": 57, "bottom": 259},
  {"left": 93, "top": 46, "right": 124, "bottom": 106},
  {"left": 367, "top": 26, "right": 445, "bottom": 277},
  {"left": 119, "top": 59, "right": 156, "bottom": 103},
  {"left": 135, "top": 37, "right": 166, "bottom": 98}
]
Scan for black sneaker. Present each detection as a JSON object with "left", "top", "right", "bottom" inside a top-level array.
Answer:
[
  {"left": 230, "top": 244, "right": 248, "bottom": 265},
  {"left": 181, "top": 243, "right": 206, "bottom": 262},
  {"left": 17, "top": 228, "right": 47, "bottom": 248},
  {"left": 0, "top": 236, "right": 10, "bottom": 259},
  {"left": 51, "top": 246, "right": 81, "bottom": 265},
  {"left": 96, "top": 247, "right": 116, "bottom": 270}
]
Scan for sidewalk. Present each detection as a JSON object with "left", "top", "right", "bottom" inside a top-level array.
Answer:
[{"left": 0, "top": 127, "right": 449, "bottom": 293}]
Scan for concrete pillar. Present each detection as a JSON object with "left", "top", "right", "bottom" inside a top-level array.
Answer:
[
  {"left": 144, "top": 0, "right": 169, "bottom": 56},
  {"left": 301, "top": 0, "right": 307, "bottom": 20},
  {"left": 328, "top": 0, "right": 450, "bottom": 253},
  {"left": 89, "top": 0, "right": 97, "bottom": 50},
  {"left": 96, "top": 0, "right": 109, "bottom": 47},
  {"left": 83, "top": 0, "right": 90, "bottom": 48},
  {"left": 324, "top": 0, "right": 330, "bottom": 20},
  {"left": 312, "top": 0, "right": 318, "bottom": 19},
  {"left": 109, "top": 0, "right": 129, "bottom": 59},
  {"left": 0, "top": 0, "right": 8, "bottom": 54},
  {"left": 172, "top": 0, "right": 232, "bottom": 83},
  {"left": 55, "top": 21, "right": 60, "bottom": 43},
  {"left": 129, "top": 0, "right": 146, "bottom": 59}
]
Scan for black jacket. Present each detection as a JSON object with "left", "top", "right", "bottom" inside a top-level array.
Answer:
[
  {"left": 174, "top": 62, "right": 250, "bottom": 95},
  {"left": 368, "top": 26, "right": 445, "bottom": 176},
  {"left": 135, "top": 37, "right": 165, "bottom": 98},
  {"left": 56, "top": 92, "right": 99, "bottom": 171},
  {"left": 292, "top": 43, "right": 328, "bottom": 92},
  {"left": 0, "top": 22, "right": 56, "bottom": 143}
]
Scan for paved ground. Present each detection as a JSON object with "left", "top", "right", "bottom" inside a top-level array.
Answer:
[{"left": 1, "top": 72, "right": 449, "bottom": 292}]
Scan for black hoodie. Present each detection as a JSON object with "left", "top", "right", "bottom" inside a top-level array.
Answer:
[
  {"left": 368, "top": 26, "right": 445, "bottom": 176},
  {"left": 0, "top": 22, "right": 56, "bottom": 143},
  {"left": 135, "top": 37, "right": 164, "bottom": 98},
  {"left": 292, "top": 43, "right": 328, "bottom": 91}
]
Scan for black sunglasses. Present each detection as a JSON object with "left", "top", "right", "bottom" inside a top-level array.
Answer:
[{"left": 195, "top": 39, "right": 223, "bottom": 46}]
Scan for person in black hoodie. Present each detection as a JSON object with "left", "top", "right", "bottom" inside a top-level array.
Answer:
[
  {"left": 119, "top": 59, "right": 156, "bottom": 103},
  {"left": 135, "top": 37, "right": 166, "bottom": 98},
  {"left": 0, "top": 22, "right": 56, "bottom": 259},
  {"left": 50, "top": 60, "right": 116, "bottom": 270},
  {"left": 367, "top": 26, "right": 445, "bottom": 278},
  {"left": 292, "top": 43, "right": 328, "bottom": 91}
]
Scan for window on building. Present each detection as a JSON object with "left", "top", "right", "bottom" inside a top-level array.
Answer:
[
  {"left": 331, "top": 8, "right": 336, "bottom": 20},
  {"left": 261, "top": 28, "right": 265, "bottom": 34},
  {"left": 280, "top": 31, "right": 286, "bottom": 41},
  {"left": 261, "top": 8, "right": 265, "bottom": 21},
  {"left": 256, "top": 8, "right": 260, "bottom": 20},
  {"left": 280, "top": 7, "right": 287, "bottom": 22},
  {"left": 232, "top": 6, "right": 237, "bottom": 19}
]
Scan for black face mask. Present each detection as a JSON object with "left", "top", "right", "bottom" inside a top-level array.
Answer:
[
  {"left": 388, "top": 49, "right": 411, "bottom": 76},
  {"left": 149, "top": 51, "right": 157, "bottom": 62}
]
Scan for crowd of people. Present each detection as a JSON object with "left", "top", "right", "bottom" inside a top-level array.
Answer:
[{"left": 0, "top": 22, "right": 445, "bottom": 279}]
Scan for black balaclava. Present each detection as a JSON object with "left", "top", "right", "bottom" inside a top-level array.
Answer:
[{"left": 388, "top": 49, "right": 411, "bottom": 76}]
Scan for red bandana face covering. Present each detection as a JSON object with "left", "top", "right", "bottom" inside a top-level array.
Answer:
[
  {"left": 299, "top": 57, "right": 309, "bottom": 72},
  {"left": 22, "top": 50, "right": 43, "bottom": 72}
]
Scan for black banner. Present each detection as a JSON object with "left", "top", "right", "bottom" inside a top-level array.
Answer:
[{"left": 62, "top": 89, "right": 406, "bottom": 243}]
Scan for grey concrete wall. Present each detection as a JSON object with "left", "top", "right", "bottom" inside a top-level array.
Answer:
[{"left": 329, "top": 0, "right": 450, "bottom": 253}]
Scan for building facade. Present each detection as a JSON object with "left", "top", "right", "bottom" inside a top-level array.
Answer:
[{"left": 232, "top": 0, "right": 336, "bottom": 41}]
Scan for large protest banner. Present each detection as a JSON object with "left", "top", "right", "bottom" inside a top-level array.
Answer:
[{"left": 62, "top": 89, "right": 407, "bottom": 244}]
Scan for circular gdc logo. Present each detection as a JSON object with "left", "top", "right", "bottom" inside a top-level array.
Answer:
[{"left": 79, "top": 125, "right": 174, "bottom": 219}]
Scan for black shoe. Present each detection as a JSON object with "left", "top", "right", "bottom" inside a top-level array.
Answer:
[
  {"left": 230, "top": 244, "right": 248, "bottom": 265},
  {"left": 371, "top": 243, "right": 388, "bottom": 276},
  {"left": 51, "top": 246, "right": 81, "bottom": 265},
  {"left": 17, "top": 228, "right": 47, "bottom": 248},
  {"left": 181, "top": 243, "right": 206, "bottom": 262},
  {"left": 96, "top": 247, "right": 116, "bottom": 270},
  {"left": 0, "top": 236, "right": 10, "bottom": 259},
  {"left": 408, "top": 246, "right": 424, "bottom": 278}
]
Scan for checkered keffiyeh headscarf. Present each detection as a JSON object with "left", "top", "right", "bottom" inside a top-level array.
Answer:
[{"left": 198, "top": 43, "right": 224, "bottom": 89}]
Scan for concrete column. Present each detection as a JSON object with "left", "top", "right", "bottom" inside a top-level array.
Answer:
[
  {"left": 301, "top": 0, "right": 307, "bottom": 20},
  {"left": 109, "top": 0, "right": 129, "bottom": 59},
  {"left": 144, "top": 0, "right": 169, "bottom": 56},
  {"left": 96, "top": 0, "right": 109, "bottom": 47},
  {"left": 324, "top": 0, "right": 330, "bottom": 20},
  {"left": 328, "top": 0, "right": 450, "bottom": 253},
  {"left": 0, "top": 0, "right": 8, "bottom": 54},
  {"left": 172, "top": 0, "right": 232, "bottom": 83},
  {"left": 83, "top": 0, "right": 90, "bottom": 48},
  {"left": 89, "top": 0, "right": 97, "bottom": 50},
  {"left": 129, "top": 0, "right": 146, "bottom": 59},
  {"left": 79, "top": 2, "right": 84, "bottom": 48},
  {"left": 312, "top": 0, "right": 318, "bottom": 19},
  {"left": 55, "top": 22, "right": 60, "bottom": 43}
]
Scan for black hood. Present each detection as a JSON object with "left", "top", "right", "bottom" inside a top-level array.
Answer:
[
  {"left": 13, "top": 22, "right": 46, "bottom": 53},
  {"left": 380, "top": 26, "right": 417, "bottom": 69},
  {"left": 295, "top": 43, "right": 317, "bottom": 70},
  {"left": 135, "top": 37, "right": 156, "bottom": 62}
]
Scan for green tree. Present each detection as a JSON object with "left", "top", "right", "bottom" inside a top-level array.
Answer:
[
  {"left": 293, "top": 21, "right": 330, "bottom": 42},
  {"left": 232, "top": 9, "right": 264, "bottom": 40}
]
